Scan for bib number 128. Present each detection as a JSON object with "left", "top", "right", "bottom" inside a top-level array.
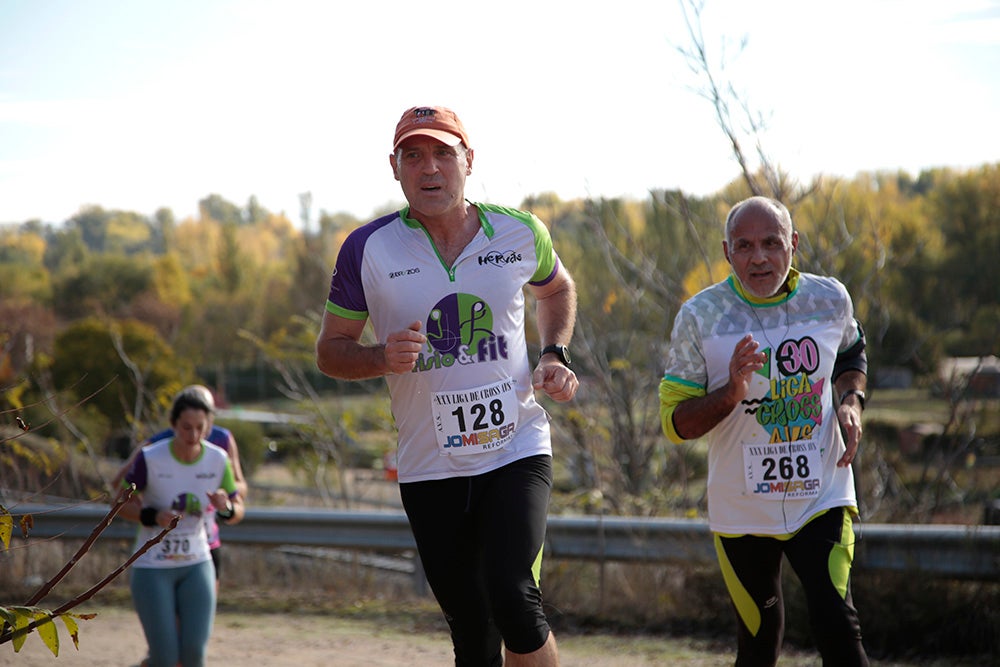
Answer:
[{"left": 452, "top": 399, "right": 505, "bottom": 432}]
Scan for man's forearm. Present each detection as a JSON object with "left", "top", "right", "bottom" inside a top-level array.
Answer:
[
  {"left": 534, "top": 279, "right": 577, "bottom": 347},
  {"left": 316, "top": 338, "right": 389, "bottom": 381},
  {"left": 671, "top": 382, "right": 740, "bottom": 440}
]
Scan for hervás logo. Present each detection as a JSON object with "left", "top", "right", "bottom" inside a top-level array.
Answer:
[
  {"left": 477, "top": 249, "right": 521, "bottom": 267},
  {"left": 416, "top": 293, "right": 509, "bottom": 372}
]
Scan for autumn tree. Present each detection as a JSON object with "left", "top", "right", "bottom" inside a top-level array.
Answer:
[
  {"left": 47, "top": 317, "right": 189, "bottom": 452},
  {"left": 926, "top": 165, "right": 1000, "bottom": 356}
]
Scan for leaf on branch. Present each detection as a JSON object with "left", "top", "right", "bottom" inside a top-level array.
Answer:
[
  {"left": 35, "top": 613, "right": 59, "bottom": 656},
  {"left": 19, "top": 513, "right": 34, "bottom": 538},
  {"left": 0, "top": 509, "right": 11, "bottom": 550},
  {"left": 0, "top": 606, "right": 95, "bottom": 652},
  {"left": 10, "top": 607, "right": 31, "bottom": 652},
  {"left": 60, "top": 612, "right": 96, "bottom": 650}
]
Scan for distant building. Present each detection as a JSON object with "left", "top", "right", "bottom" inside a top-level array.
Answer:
[
  {"left": 873, "top": 366, "right": 914, "bottom": 389},
  {"left": 938, "top": 356, "right": 1000, "bottom": 398}
]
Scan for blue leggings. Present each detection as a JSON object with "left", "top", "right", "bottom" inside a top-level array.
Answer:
[{"left": 130, "top": 560, "right": 216, "bottom": 667}]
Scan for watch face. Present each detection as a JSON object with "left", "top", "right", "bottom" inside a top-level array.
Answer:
[
  {"left": 542, "top": 345, "right": 570, "bottom": 365},
  {"left": 559, "top": 346, "right": 571, "bottom": 365}
]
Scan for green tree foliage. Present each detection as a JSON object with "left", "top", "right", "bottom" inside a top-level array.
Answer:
[
  {"left": 216, "top": 221, "right": 244, "bottom": 294},
  {"left": 245, "top": 195, "right": 270, "bottom": 225},
  {"left": 42, "top": 224, "right": 87, "bottom": 274},
  {"left": 0, "top": 301, "right": 55, "bottom": 384},
  {"left": 926, "top": 164, "right": 1000, "bottom": 354},
  {"left": 63, "top": 206, "right": 154, "bottom": 255},
  {"left": 0, "top": 225, "right": 51, "bottom": 304},
  {"left": 152, "top": 207, "right": 176, "bottom": 254},
  {"left": 51, "top": 254, "right": 155, "bottom": 321},
  {"left": 47, "top": 318, "right": 188, "bottom": 437},
  {"left": 541, "top": 192, "right": 723, "bottom": 505},
  {"left": 199, "top": 193, "right": 243, "bottom": 227},
  {"left": 2, "top": 173, "right": 997, "bottom": 509}
]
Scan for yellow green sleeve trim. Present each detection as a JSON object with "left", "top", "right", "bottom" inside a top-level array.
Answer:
[
  {"left": 325, "top": 300, "right": 368, "bottom": 320},
  {"left": 659, "top": 375, "right": 705, "bottom": 444}
]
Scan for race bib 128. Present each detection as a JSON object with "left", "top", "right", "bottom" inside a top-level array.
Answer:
[{"left": 432, "top": 377, "right": 518, "bottom": 456}]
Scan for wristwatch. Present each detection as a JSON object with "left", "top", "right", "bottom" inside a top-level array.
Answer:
[
  {"left": 539, "top": 344, "right": 571, "bottom": 367},
  {"left": 217, "top": 499, "right": 235, "bottom": 520},
  {"left": 839, "top": 389, "right": 866, "bottom": 410}
]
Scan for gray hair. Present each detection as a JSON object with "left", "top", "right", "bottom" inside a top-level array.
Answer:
[{"left": 724, "top": 196, "right": 793, "bottom": 245}]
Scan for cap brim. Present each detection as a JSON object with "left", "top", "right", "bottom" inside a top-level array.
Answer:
[{"left": 393, "top": 128, "right": 463, "bottom": 150}]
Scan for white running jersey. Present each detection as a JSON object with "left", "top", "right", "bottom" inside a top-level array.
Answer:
[
  {"left": 127, "top": 439, "right": 234, "bottom": 568},
  {"left": 326, "top": 203, "right": 559, "bottom": 483},
  {"left": 662, "top": 270, "right": 863, "bottom": 535}
]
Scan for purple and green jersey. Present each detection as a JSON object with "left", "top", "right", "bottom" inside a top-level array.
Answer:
[{"left": 326, "top": 202, "right": 560, "bottom": 483}]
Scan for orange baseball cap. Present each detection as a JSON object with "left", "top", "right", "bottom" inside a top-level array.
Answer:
[{"left": 392, "top": 106, "right": 471, "bottom": 151}]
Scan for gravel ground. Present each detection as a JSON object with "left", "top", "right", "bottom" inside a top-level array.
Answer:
[{"left": 7, "top": 603, "right": 975, "bottom": 667}]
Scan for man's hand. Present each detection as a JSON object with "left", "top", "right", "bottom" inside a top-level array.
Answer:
[
  {"left": 384, "top": 321, "right": 426, "bottom": 374},
  {"left": 836, "top": 402, "right": 863, "bottom": 467},
  {"left": 727, "top": 334, "right": 766, "bottom": 401},
  {"left": 532, "top": 359, "right": 578, "bottom": 403}
]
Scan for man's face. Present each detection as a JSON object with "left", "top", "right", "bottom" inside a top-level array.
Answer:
[
  {"left": 723, "top": 205, "right": 798, "bottom": 298},
  {"left": 390, "top": 136, "right": 473, "bottom": 220}
]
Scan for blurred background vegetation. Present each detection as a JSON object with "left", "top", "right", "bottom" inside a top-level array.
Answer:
[
  {"left": 1, "top": 5, "right": 998, "bottom": 658},
  {"left": 4, "top": 159, "right": 998, "bottom": 662},
  {"left": 2, "top": 166, "right": 997, "bottom": 518}
]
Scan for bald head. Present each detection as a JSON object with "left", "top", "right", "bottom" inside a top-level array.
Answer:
[
  {"left": 722, "top": 196, "right": 798, "bottom": 298},
  {"left": 725, "top": 196, "right": 793, "bottom": 247}
]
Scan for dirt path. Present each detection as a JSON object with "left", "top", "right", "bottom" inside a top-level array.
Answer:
[
  {"left": 7, "top": 604, "right": 715, "bottom": 666},
  {"left": 8, "top": 604, "right": 956, "bottom": 667}
]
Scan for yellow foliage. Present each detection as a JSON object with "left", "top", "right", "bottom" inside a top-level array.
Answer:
[
  {"left": 237, "top": 213, "right": 299, "bottom": 267},
  {"left": 0, "top": 605, "right": 95, "bottom": 655},
  {"left": 0, "top": 229, "right": 45, "bottom": 265},
  {"left": 619, "top": 200, "right": 647, "bottom": 237},
  {"left": 602, "top": 290, "right": 618, "bottom": 314},
  {"left": 173, "top": 217, "right": 221, "bottom": 273},
  {"left": 0, "top": 508, "right": 11, "bottom": 549},
  {"left": 35, "top": 613, "right": 58, "bottom": 655},
  {"left": 682, "top": 259, "right": 730, "bottom": 300},
  {"left": 152, "top": 254, "right": 192, "bottom": 308},
  {"left": 106, "top": 214, "right": 151, "bottom": 249},
  {"left": 0, "top": 508, "right": 98, "bottom": 654},
  {"left": 60, "top": 613, "right": 83, "bottom": 650}
]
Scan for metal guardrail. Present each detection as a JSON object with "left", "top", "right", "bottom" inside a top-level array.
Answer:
[{"left": 13, "top": 504, "right": 1000, "bottom": 581}]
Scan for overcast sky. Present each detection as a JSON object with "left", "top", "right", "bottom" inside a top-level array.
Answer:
[{"left": 1, "top": 0, "right": 997, "bottom": 226}]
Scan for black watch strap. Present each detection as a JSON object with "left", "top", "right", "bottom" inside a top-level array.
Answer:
[
  {"left": 840, "top": 389, "right": 866, "bottom": 409},
  {"left": 217, "top": 499, "right": 235, "bottom": 520},
  {"left": 539, "top": 344, "right": 571, "bottom": 366}
]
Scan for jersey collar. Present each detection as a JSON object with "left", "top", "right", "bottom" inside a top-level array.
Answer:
[
  {"left": 399, "top": 200, "right": 495, "bottom": 239},
  {"left": 728, "top": 267, "right": 800, "bottom": 306}
]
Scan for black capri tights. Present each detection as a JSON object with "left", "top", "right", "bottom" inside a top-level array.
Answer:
[
  {"left": 400, "top": 454, "right": 553, "bottom": 667},
  {"left": 715, "top": 507, "right": 869, "bottom": 667}
]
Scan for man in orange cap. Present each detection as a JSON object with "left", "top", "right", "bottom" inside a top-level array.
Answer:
[{"left": 317, "top": 105, "right": 578, "bottom": 666}]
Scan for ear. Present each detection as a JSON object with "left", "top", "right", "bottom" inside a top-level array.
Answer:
[
  {"left": 389, "top": 153, "right": 400, "bottom": 181},
  {"left": 722, "top": 240, "right": 732, "bottom": 264},
  {"left": 790, "top": 230, "right": 799, "bottom": 253},
  {"left": 465, "top": 147, "right": 474, "bottom": 175}
]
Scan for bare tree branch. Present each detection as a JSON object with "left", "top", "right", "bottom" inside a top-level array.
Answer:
[{"left": 0, "top": 493, "right": 179, "bottom": 646}]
